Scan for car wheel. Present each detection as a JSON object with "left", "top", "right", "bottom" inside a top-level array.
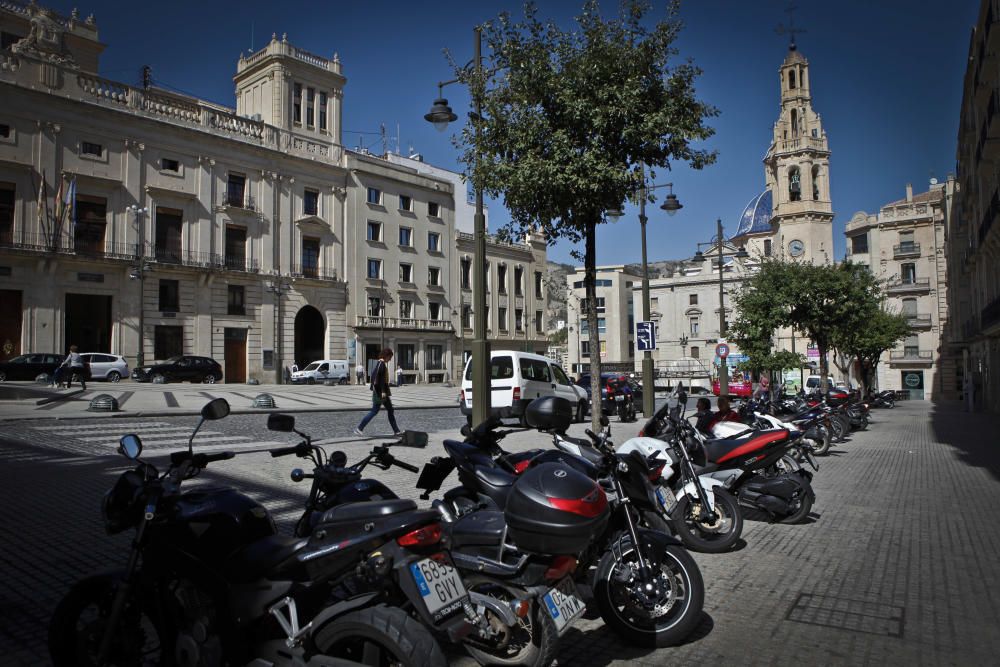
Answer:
[
  {"left": 151, "top": 373, "right": 165, "bottom": 384},
  {"left": 308, "top": 378, "right": 315, "bottom": 385},
  {"left": 202, "top": 375, "right": 216, "bottom": 384},
  {"left": 107, "top": 371, "right": 121, "bottom": 383},
  {"left": 338, "top": 377, "right": 348, "bottom": 385}
]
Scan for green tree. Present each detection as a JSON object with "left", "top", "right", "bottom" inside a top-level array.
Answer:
[
  {"left": 454, "top": 1, "right": 717, "bottom": 425},
  {"left": 831, "top": 302, "right": 910, "bottom": 397}
]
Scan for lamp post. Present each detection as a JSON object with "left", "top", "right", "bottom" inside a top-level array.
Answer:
[
  {"left": 266, "top": 280, "right": 292, "bottom": 383},
  {"left": 425, "top": 27, "right": 491, "bottom": 426},
  {"left": 691, "top": 219, "right": 748, "bottom": 397},
  {"left": 127, "top": 205, "right": 149, "bottom": 367}
]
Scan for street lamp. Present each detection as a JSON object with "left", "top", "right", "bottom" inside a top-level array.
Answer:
[
  {"left": 127, "top": 205, "right": 149, "bottom": 367},
  {"left": 266, "top": 279, "right": 292, "bottom": 383},
  {"left": 425, "top": 26, "right": 491, "bottom": 426},
  {"left": 691, "top": 218, "right": 748, "bottom": 397}
]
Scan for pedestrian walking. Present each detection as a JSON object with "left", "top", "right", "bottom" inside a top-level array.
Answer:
[
  {"left": 356, "top": 362, "right": 365, "bottom": 385},
  {"left": 354, "top": 348, "right": 400, "bottom": 436},
  {"left": 59, "top": 344, "right": 87, "bottom": 390},
  {"left": 396, "top": 364, "right": 404, "bottom": 387}
]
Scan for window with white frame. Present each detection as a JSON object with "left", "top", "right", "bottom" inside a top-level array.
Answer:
[
  {"left": 304, "top": 189, "right": 319, "bottom": 216},
  {"left": 428, "top": 266, "right": 441, "bottom": 286},
  {"left": 399, "top": 226, "right": 412, "bottom": 247},
  {"left": 399, "top": 299, "right": 413, "bottom": 319},
  {"left": 690, "top": 318, "right": 699, "bottom": 334},
  {"left": 367, "top": 296, "right": 383, "bottom": 317},
  {"left": 428, "top": 231, "right": 441, "bottom": 252},
  {"left": 399, "top": 263, "right": 413, "bottom": 283},
  {"left": 428, "top": 201, "right": 440, "bottom": 217},
  {"left": 367, "top": 258, "right": 382, "bottom": 279},
  {"left": 515, "top": 309, "right": 523, "bottom": 331},
  {"left": 366, "top": 187, "right": 381, "bottom": 205},
  {"left": 429, "top": 302, "right": 441, "bottom": 320},
  {"left": 399, "top": 194, "right": 412, "bottom": 212},
  {"left": 367, "top": 221, "right": 382, "bottom": 242},
  {"left": 498, "top": 307, "right": 508, "bottom": 331}
]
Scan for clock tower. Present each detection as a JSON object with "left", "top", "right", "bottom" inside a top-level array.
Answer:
[{"left": 763, "top": 42, "right": 834, "bottom": 265}]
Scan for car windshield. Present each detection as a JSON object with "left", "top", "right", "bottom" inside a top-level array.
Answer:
[
  {"left": 304, "top": 362, "right": 321, "bottom": 371},
  {"left": 163, "top": 356, "right": 183, "bottom": 364}
]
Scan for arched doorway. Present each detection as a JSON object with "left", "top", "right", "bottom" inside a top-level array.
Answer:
[{"left": 294, "top": 306, "right": 325, "bottom": 367}]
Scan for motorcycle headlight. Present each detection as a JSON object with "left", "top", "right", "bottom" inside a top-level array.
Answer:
[{"left": 102, "top": 469, "right": 146, "bottom": 534}]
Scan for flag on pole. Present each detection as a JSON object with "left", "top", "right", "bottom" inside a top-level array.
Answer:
[
  {"left": 64, "top": 178, "right": 77, "bottom": 231},
  {"left": 53, "top": 176, "right": 65, "bottom": 237},
  {"left": 36, "top": 170, "right": 47, "bottom": 241}
]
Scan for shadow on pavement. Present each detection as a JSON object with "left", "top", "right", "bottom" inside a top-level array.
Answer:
[
  {"left": 559, "top": 611, "right": 714, "bottom": 665},
  {"left": 931, "top": 400, "right": 1000, "bottom": 482}
]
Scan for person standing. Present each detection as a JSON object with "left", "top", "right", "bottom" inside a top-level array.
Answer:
[
  {"left": 354, "top": 349, "right": 400, "bottom": 436},
  {"left": 291, "top": 363, "right": 299, "bottom": 374},
  {"left": 59, "top": 345, "right": 87, "bottom": 390},
  {"left": 356, "top": 362, "right": 365, "bottom": 385},
  {"left": 396, "top": 364, "right": 404, "bottom": 387}
]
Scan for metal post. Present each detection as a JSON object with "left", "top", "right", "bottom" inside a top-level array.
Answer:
[
  {"left": 717, "top": 218, "right": 729, "bottom": 397},
  {"left": 638, "top": 166, "right": 654, "bottom": 416},
  {"left": 380, "top": 278, "right": 386, "bottom": 350},
  {"left": 471, "top": 26, "right": 492, "bottom": 427},
  {"left": 275, "top": 291, "right": 283, "bottom": 384}
]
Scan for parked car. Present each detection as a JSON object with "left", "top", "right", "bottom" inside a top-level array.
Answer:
[
  {"left": 460, "top": 350, "right": 588, "bottom": 424},
  {"left": 0, "top": 353, "right": 64, "bottom": 382},
  {"left": 805, "top": 375, "right": 836, "bottom": 391},
  {"left": 712, "top": 378, "right": 753, "bottom": 397},
  {"left": 575, "top": 372, "right": 645, "bottom": 415},
  {"left": 131, "top": 356, "right": 223, "bottom": 384},
  {"left": 79, "top": 353, "right": 129, "bottom": 383},
  {"left": 291, "top": 359, "right": 349, "bottom": 385}
]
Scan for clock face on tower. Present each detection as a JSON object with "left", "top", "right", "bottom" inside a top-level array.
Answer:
[{"left": 788, "top": 239, "right": 805, "bottom": 257}]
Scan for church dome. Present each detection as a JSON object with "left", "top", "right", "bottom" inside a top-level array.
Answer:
[{"left": 734, "top": 189, "right": 773, "bottom": 237}]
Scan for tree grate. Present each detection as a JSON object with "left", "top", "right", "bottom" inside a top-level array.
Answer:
[{"left": 785, "top": 593, "right": 905, "bottom": 638}]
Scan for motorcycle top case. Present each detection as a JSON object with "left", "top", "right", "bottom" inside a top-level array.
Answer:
[
  {"left": 525, "top": 395, "right": 575, "bottom": 432},
  {"left": 504, "top": 462, "right": 609, "bottom": 555}
]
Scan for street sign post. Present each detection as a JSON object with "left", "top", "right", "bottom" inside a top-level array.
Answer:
[
  {"left": 636, "top": 321, "right": 657, "bottom": 352},
  {"left": 715, "top": 342, "right": 730, "bottom": 359}
]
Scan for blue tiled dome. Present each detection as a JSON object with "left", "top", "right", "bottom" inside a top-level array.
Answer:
[{"left": 735, "top": 189, "right": 773, "bottom": 237}]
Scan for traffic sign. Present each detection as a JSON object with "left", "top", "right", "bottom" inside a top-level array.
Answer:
[
  {"left": 636, "top": 321, "right": 657, "bottom": 351},
  {"left": 715, "top": 342, "right": 730, "bottom": 359}
]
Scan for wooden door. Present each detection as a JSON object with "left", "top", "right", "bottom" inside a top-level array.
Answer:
[{"left": 224, "top": 328, "right": 247, "bottom": 383}]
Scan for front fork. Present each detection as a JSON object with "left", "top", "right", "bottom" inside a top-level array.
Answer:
[{"left": 97, "top": 516, "right": 150, "bottom": 663}]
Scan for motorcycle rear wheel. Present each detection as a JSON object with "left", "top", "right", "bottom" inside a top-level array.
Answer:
[
  {"left": 829, "top": 416, "right": 847, "bottom": 442},
  {"left": 671, "top": 489, "right": 742, "bottom": 554},
  {"left": 777, "top": 489, "right": 814, "bottom": 525},
  {"left": 814, "top": 426, "right": 832, "bottom": 456},
  {"left": 315, "top": 604, "right": 447, "bottom": 667},
  {"left": 462, "top": 577, "right": 557, "bottom": 667},
  {"left": 593, "top": 533, "right": 703, "bottom": 647}
]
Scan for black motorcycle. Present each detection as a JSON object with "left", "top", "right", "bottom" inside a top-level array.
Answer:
[
  {"left": 49, "top": 399, "right": 447, "bottom": 667},
  {"left": 607, "top": 377, "right": 637, "bottom": 423},
  {"left": 417, "top": 399, "right": 705, "bottom": 648}
]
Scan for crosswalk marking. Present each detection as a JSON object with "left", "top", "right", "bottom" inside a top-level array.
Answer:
[
  {"left": 31, "top": 421, "right": 172, "bottom": 431},
  {"left": 77, "top": 427, "right": 210, "bottom": 441}
]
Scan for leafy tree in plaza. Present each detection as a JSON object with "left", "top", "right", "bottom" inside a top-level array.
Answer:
[{"left": 452, "top": 0, "right": 717, "bottom": 425}]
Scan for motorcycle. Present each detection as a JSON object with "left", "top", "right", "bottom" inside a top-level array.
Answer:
[
  {"left": 416, "top": 399, "right": 705, "bottom": 648},
  {"left": 869, "top": 390, "right": 896, "bottom": 409},
  {"left": 265, "top": 413, "right": 563, "bottom": 667},
  {"left": 607, "top": 377, "right": 637, "bottom": 423},
  {"left": 49, "top": 398, "right": 447, "bottom": 667}
]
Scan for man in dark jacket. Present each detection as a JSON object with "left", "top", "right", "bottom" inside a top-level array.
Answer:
[
  {"left": 694, "top": 397, "right": 714, "bottom": 434},
  {"left": 354, "top": 348, "right": 401, "bottom": 436}
]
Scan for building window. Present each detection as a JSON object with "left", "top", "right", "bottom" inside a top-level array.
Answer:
[
  {"left": 304, "top": 189, "right": 319, "bottom": 216},
  {"left": 398, "top": 344, "right": 416, "bottom": 370},
  {"left": 399, "top": 226, "right": 412, "bottom": 247},
  {"left": 427, "top": 345, "right": 443, "bottom": 370},
  {"left": 901, "top": 262, "right": 916, "bottom": 284},
  {"left": 367, "top": 221, "right": 382, "bottom": 242},
  {"left": 368, "top": 258, "right": 382, "bottom": 279},
  {"left": 227, "top": 285, "right": 246, "bottom": 315},
  {"left": 581, "top": 341, "right": 590, "bottom": 358},
  {"left": 74, "top": 194, "right": 107, "bottom": 255},
  {"left": 293, "top": 83, "right": 302, "bottom": 123},
  {"left": 690, "top": 318, "right": 699, "bottom": 335},
  {"left": 515, "top": 309, "right": 523, "bottom": 331},
  {"left": 764, "top": 239, "right": 773, "bottom": 256},
  {"left": 429, "top": 302, "right": 441, "bottom": 320},
  {"left": 367, "top": 187, "right": 381, "bottom": 205},
  {"left": 306, "top": 87, "right": 315, "bottom": 126},
  {"left": 154, "top": 207, "right": 182, "bottom": 263},
  {"left": 535, "top": 310, "right": 543, "bottom": 333},
  {"left": 580, "top": 297, "right": 606, "bottom": 311},
  {"left": 514, "top": 267, "right": 524, "bottom": 296},
  {"left": 788, "top": 69, "right": 796, "bottom": 89},
  {"left": 428, "top": 231, "right": 441, "bottom": 252},
  {"left": 159, "top": 279, "right": 179, "bottom": 312},
  {"left": 368, "top": 296, "right": 383, "bottom": 317},
  {"left": 812, "top": 164, "right": 820, "bottom": 200},
  {"left": 224, "top": 226, "right": 247, "bottom": 270},
  {"left": 498, "top": 307, "right": 508, "bottom": 331},
  {"left": 319, "top": 91, "right": 328, "bottom": 131},
  {"left": 462, "top": 305, "right": 473, "bottom": 329},
  {"left": 580, "top": 318, "right": 607, "bottom": 335},
  {"left": 689, "top": 294, "right": 698, "bottom": 305},
  {"left": 428, "top": 266, "right": 441, "bottom": 286},
  {"left": 898, "top": 231, "right": 916, "bottom": 254},
  {"left": 399, "top": 195, "right": 412, "bottom": 212},
  {"left": 81, "top": 141, "right": 103, "bottom": 157},
  {"left": 301, "top": 237, "right": 320, "bottom": 278},
  {"left": 904, "top": 334, "right": 919, "bottom": 356},
  {"left": 534, "top": 271, "right": 543, "bottom": 298},
  {"left": 461, "top": 258, "right": 471, "bottom": 289},
  {"left": 154, "top": 325, "right": 183, "bottom": 360},
  {"left": 851, "top": 233, "right": 868, "bottom": 254},
  {"left": 690, "top": 346, "right": 700, "bottom": 359},
  {"left": 399, "top": 299, "right": 413, "bottom": 319},
  {"left": 497, "top": 264, "right": 507, "bottom": 294},
  {"left": 902, "top": 298, "right": 917, "bottom": 317},
  {"left": 227, "top": 173, "right": 246, "bottom": 207},
  {"left": 788, "top": 166, "right": 801, "bottom": 202},
  {"left": 399, "top": 263, "right": 413, "bottom": 283},
  {"left": 0, "top": 182, "right": 14, "bottom": 244},
  {"left": 428, "top": 201, "right": 440, "bottom": 217},
  {"left": 160, "top": 157, "right": 179, "bottom": 172}
]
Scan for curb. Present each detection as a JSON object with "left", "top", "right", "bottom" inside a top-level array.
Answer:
[{"left": 0, "top": 402, "right": 460, "bottom": 422}]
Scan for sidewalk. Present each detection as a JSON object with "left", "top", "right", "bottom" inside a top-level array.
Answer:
[{"left": 0, "top": 381, "right": 461, "bottom": 421}]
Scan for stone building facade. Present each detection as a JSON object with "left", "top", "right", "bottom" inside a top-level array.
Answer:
[{"left": 565, "top": 266, "right": 641, "bottom": 374}]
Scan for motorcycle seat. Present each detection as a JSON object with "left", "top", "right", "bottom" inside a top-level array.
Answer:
[
  {"left": 474, "top": 465, "right": 517, "bottom": 488},
  {"left": 703, "top": 429, "right": 790, "bottom": 464},
  {"left": 556, "top": 435, "right": 605, "bottom": 465},
  {"left": 229, "top": 534, "right": 309, "bottom": 583},
  {"left": 318, "top": 498, "right": 418, "bottom": 525}
]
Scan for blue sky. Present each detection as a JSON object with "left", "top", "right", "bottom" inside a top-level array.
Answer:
[{"left": 49, "top": 0, "right": 979, "bottom": 265}]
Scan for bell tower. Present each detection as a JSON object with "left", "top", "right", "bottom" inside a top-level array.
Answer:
[{"left": 764, "top": 43, "right": 834, "bottom": 264}]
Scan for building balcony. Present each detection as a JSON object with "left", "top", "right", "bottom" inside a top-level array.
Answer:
[
  {"left": 355, "top": 316, "right": 454, "bottom": 332},
  {"left": 218, "top": 193, "right": 257, "bottom": 213},
  {"left": 291, "top": 263, "right": 337, "bottom": 281},
  {"left": 148, "top": 247, "right": 259, "bottom": 273},
  {"left": 888, "top": 350, "right": 933, "bottom": 366},
  {"left": 886, "top": 277, "right": 930, "bottom": 294},
  {"left": 0, "top": 232, "right": 139, "bottom": 261},
  {"left": 893, "top": 242, "right": 921, "bottom": 258},
  {"left": 905, "top": 314, "right": 932, "bottom": 330}
]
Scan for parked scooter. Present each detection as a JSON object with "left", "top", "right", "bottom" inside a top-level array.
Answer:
[
  {"left": 49, "top": 399, "right": 446, "bottom": 667},
  {"left": 868, "top": 390, "right": 896, "bottom": 409},
  {"left": 607, "top": 375, "right": 638, "bottom": 423}
]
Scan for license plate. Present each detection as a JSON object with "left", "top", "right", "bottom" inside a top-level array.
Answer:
[
  {"left": 656, "top": 485, "right": 677, "bottom": 513},
  {"left": 615, "top": 395, "right": 624, "bottom": 402},
  {"left": 542, "top": 577, "right": 586, "bottom": 634},
  {"left": 410, "top": 556, "right": 469, "bottom": 621}
]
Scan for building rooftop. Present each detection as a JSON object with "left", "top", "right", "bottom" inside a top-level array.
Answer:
[{"left": 734, "top": 189, "right": 774, "bottom": 237}]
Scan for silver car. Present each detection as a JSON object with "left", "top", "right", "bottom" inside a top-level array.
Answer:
[{"left": 80, "top": 353, "right": 129, "bottom": 383}]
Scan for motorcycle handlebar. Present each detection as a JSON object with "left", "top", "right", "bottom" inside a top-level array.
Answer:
[
  {"left": 269, "top": 443, "right": 310, "bottom": 458},
  {"left": 193, "top": 451, "right": 235, "bottom": 467},
  {"left": 393, "top": 459, "right": 419, "bottom": 474}
]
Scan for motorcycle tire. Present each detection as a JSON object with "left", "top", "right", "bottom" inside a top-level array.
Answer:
[
  {"left": 314, "top": 604, "right": 448, "bottom": 667},
  {"left": 777, "top": 488, "right": 814, "bottom": 525},
  {"left": 814, "top": 426, "right": 832, "bottom": 456},
  {"left": 593, "top": 531, "right": 704, "bottom": 648},
  {"left": 829, "top": 416, "right": 847, "bottom": 442},
  {"left": 671, "top": 489, "right": 742, "bottom": 554},
  {"left": 49, "top": 572, "right": 168, "bottom": 667},
  {"left": 462, "top": 576, "right": 558, "bottom": 667}
]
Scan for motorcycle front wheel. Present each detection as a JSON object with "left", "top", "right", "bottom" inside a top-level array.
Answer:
[
  {"left": 593, "top": 532, "right": 704, "bottom": 648},
  {"left": 315, "top": 604, "right": 447, "bottom": 667},
  {"left": 778, "top": 487, "right": 815, "bottom": 524},
  {"left": 461, "top": 577, "right": 557, "bottom": 667},
  {"left": 671, "top": 489, "right": 742, "bottom": 554},
  {"left": 49, "top": 572, "right": 166, "bottom": 667}
]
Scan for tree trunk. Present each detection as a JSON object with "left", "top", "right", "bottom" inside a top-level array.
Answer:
[
  {"left": 818, "top": 343, "right": 830, "bottom": 395},
  {"left": 585, "top": 217, "right": 603, "bottom": 431}
]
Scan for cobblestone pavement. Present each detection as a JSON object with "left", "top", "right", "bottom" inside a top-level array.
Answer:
[{"left": 1, "top": 401, "right": 999, "bottom": 665}]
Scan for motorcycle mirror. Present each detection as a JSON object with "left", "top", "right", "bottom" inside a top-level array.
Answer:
[
  {"left": 267, "top": 413, "right": 296, "bottom": 432},
  {"left": 201, "top": 398, "right": 230, "bottom": 421},
  {"left": 119, "top": 434, "right": 142, "bottom": 460}
]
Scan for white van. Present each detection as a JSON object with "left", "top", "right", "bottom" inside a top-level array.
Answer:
[
  {"left": 805, "top": 375, "right": 835, "bottom": 391},
  {"left": 460, "top": 351, "right": 588, "bottom": 424},
  {"left": 291, "top": 359, "right": 349, "bottom": 385}
]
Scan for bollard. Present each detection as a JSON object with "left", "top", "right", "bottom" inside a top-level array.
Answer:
[
  {"left": 88, "top": 394, "right": 120, "bottom": 412},
  {"left": 252, "top": 394, "right": 277, "bottom": 409}
]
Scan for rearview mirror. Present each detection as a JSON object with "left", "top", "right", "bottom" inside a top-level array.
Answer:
[
  {"left": 267, "top": 413, "right": 295, "bottom": 432},
  {"left": 201, "top": 398, "right": 230, "bottom": 421},
  {"left": 119, "top": 434, "right": 142, "bottom": 460}
]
